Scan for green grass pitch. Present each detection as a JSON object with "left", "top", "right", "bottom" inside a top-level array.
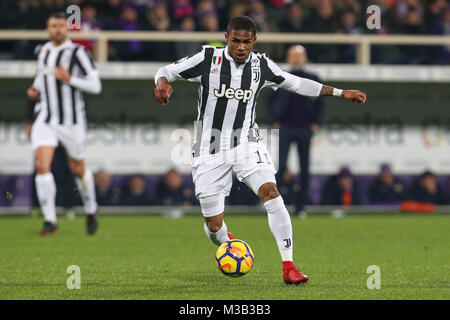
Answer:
[{"left": 0, "top": 213, "right": 449, "bottom": 300}]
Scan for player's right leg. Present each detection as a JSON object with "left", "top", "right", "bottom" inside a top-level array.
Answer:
[
  {"left": 34, "top": 146, "right": 58, "bottom": 236},
  {"left": 201, "top": 196, "right": 233, "bottom": 245},
  {"left": 31, "top": 122, "right": 58, "bottom": 236},
  {"left": 192, "top": 156, "right": 233, "bottom": 245}
]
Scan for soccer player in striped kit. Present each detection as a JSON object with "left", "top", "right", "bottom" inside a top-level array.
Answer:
[
  {"left": 26, "top": 13, "right": 101, "bottom": 236},
  {"left": 155, "top": 16, "right": 366, "bottom": 284}
]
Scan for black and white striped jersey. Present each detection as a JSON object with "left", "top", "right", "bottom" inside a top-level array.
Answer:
[
  {"left": 32, "top": 39, "right": 101, "bottom": 126},
  {"left": 155, "top": 45, "right": 323, "bottom": 156}
]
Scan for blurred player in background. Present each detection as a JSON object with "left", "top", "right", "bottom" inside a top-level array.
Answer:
[
  {"left": 26, "top": 12, "right": 102, "bottom": 236},
  {"left": 267, "top": 45, "right": 325, "bottom": 218},
  {"left": 154, "top": 16, "right": 366, "bottom": 285}
]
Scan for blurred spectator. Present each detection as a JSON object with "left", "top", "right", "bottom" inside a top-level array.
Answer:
[
  {"left": 429, "top": 4, "right": 450, "bottom": 64},
  {"left": 99, "top": 0, "right": 124, "bottom": 28},
  {"left": 304, "top": 0, "right": 340, "bottom": 62},
  {"left": 334, "top": 0, "right": 361, "bottom": 15},
  {"left": 336, "top": 9, "right": 363, "bottom": 63},
  {"left": 424, "top": 0, "right": 448, "bottom": 30},
  {"left": 172, "top": 0, "right": 195, "bottom": 23},
  {"left": 173, "top": 16, "right": 202, "bottom": 59},
  {"left": 72, "top": 2, "right": 103, "bottom": 52},
  {"left": 228, "top": 1, "right": 248, "bottom": 20},
  {"left": 155, "top": 169, "right": 195, "bottom": 206},
  {"left": 143, "top": 1, "right": 173, "bottom": 61},
  {"left": 279, "top": 2, "right": 306, "bottom": 34},
  {"left": 409, "top": 171, "right": 448, "bottom": 204},
  {"left": 393, "top": 0, "right": 428, "bottom": 63},
  {"left": 199, "top": 10, "right": 220, "bottom": 31},
  {"left": 320, "top": 167, "right": 361, "bottom": 206},
  {"left": 247, "top": 0, "right": 283, "bottom": 59},
  {"left": 1, "top": 0, "right": 449, "bottom": 64},
  {"left": 366, "top": 0, "right": 405, "bottom": 64},
  {"left": 369, "top": 164, "right": 406, "bottom": 203},
  {"left": 199, "top": 10, "right": 226, "bottom": 47},
  {"left": 247, "top": 0, "right": 276, "bottom": 33},
  {"left": 95, "top": 169, "right": 121, "bottom": 206},
  {"left": 276, "top": 169, "right": 301, "bottom": 206},
  {"left": 394, "top": 0, "right": 424, "bottom": 25},
  {"left": 267, "top": 45, "right": 324, "bottom": 215},
  {"left": 196, "top": 0, "right": 217, "bottom": 19},
  {"left": 111, "top": 3, "right": 146, "bottom": 60},
  {"left": 121, "top": 174, "right": 153, "bottom": 205},
  {"left": 266, "top": 0, "right": 292, "bottom": 24}
]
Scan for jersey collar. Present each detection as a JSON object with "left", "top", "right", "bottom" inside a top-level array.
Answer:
[{"left": 50, "top": 38, "right": 73, "bottom": 49}]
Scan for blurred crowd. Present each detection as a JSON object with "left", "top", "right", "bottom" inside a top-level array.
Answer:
[
  {"left": 94, "top": 168, "right": 198, "bottom": 206},
  {"left": 277, "top": 164, "right": 449, "bottom": 209},
  {"left": 0, "top": 0, "right": 449, "bottom": 63},
  {"left": 88, "top": 165, "right": 448, "bottom": 208}
]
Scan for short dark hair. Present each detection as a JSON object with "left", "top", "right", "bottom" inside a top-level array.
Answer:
[
  {"left": 227, "top": 16, "right": 257, "bottom": 36},
  {"left": 47, "top": 12, "right": 67, "bottom": 21}
]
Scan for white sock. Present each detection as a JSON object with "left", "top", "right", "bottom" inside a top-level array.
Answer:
[
  {"left": 35, "top": 173, "right": 57, "bottom": 224},
  {"left": 75, "top": 168, "right": 97, "bottom": 215},
  {"left": 264, "top": 195, "right": 293, "bottom": 262},
  {"left": 204, "top": 221, "right": 230, "bottom": 246}
]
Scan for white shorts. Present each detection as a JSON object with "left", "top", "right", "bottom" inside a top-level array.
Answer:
[
  {"left": 192, "top": 141, "right": 277, "bottom": 217},
  {"left": 31, "top": 122, "right": 87, "bottom": 160}
]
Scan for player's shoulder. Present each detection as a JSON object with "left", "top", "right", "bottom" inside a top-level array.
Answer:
[
  {"left": 34, "top": 41, "right": 51, "bottom": 57},
  {"left": 252, "top": 51, "right": 276, "bottom": 64},
  {"left": 72, "top": 42, "right": 89, "bottom": 53},
  {"left": 201, "top": 45, "right": 225, "bottom": 55},
  {"left": 252, "top": 51, "right": 280, "bottom": 71}
]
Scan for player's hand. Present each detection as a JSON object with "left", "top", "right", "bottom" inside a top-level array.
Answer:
[
  {"left": 154, "top": 78, "right": 172, "bottom": 106},
  {"left": 342, "top": 90, "right": 367, "bottom": 103},
  {"left": 27, "top": 86, "right": 39, "bottom": 101},
  {"left": 311, "top": 123, "right": 319, "bottom": 134},
  {"left": 54, "top": 67, "right": 71, "bottom": 83}
]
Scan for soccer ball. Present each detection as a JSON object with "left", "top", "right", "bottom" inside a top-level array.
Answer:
[{"left": 215, "top": 239, "right": 254, "bottom": 277}]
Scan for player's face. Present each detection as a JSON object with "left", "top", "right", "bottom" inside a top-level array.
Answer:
[
  {"left": 225, "top": 30, "right": 257, "bottom": 64},
  {"left": 46, "top": 18, "right": 68, "bottom": 44}
]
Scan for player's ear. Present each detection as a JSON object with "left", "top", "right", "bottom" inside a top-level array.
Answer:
[{"left": 225, "top": 32, "right": 228, "bottom": 41}]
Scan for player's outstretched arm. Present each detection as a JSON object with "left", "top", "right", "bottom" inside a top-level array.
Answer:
[
  {"left": 154, "top": 77, "right": 173, "bottom": 106},
  {"left": 320, "top": 85, "right": 367, "bottom": 103}
]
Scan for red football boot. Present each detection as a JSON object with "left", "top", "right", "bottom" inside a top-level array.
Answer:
[
  {"left": 283, "top": 261, "right": 309, "bottom": 285},
  {"left": 40, "top": 221, "right": 58, "bottom": 236},
  {"left": 227, "top": 232, "right": 234, "bottom": 240}
]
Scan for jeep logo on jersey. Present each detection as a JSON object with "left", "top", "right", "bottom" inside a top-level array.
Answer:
[{"left": 214, "top": 84, "right": 253, "bottom": 103}]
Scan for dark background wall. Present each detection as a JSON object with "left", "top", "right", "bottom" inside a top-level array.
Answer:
[{"left": 1, "top": 79, "right": 450, "bottom": 128}]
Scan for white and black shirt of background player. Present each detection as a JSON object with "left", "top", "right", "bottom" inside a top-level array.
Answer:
[
  {"left": 32, "top": 39, "right": 101, "bottom": 126},
  {"left": 154, "top": 44, "right": 324, "bottom": 156}
]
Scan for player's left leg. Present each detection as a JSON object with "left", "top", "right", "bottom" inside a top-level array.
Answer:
[
  {"left": 67, "top": 158, "right": 97, "bottom": 215},
  {"left": 237, "top": 142, "right": 308, "bottom": 284},
  {"left": 58, "top": 124, "right": 98, "bottom": 234},
  {"left": 67, "top": 157, "right": 98, "bottom": 235}
]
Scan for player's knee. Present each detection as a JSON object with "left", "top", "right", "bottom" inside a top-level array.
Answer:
[
  {"left": 258, "top": 182, "right": 280, "bottom": 202},
  {"left": 35, "top": 158, "right": 51, "bottom": 174}
]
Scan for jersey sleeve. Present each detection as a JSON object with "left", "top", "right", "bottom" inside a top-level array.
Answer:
[
  {"left": 263, "top": 55, "right": 323, "bottom": 97},
  {"left": 154, "top": 46, "right": 209, "bottom": 85},
  {"left": 32, "top": 45, "right": 45, "bottom": 92},
  {"left": 68, "top": 47, "right": 102, "bottom": 94}
]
